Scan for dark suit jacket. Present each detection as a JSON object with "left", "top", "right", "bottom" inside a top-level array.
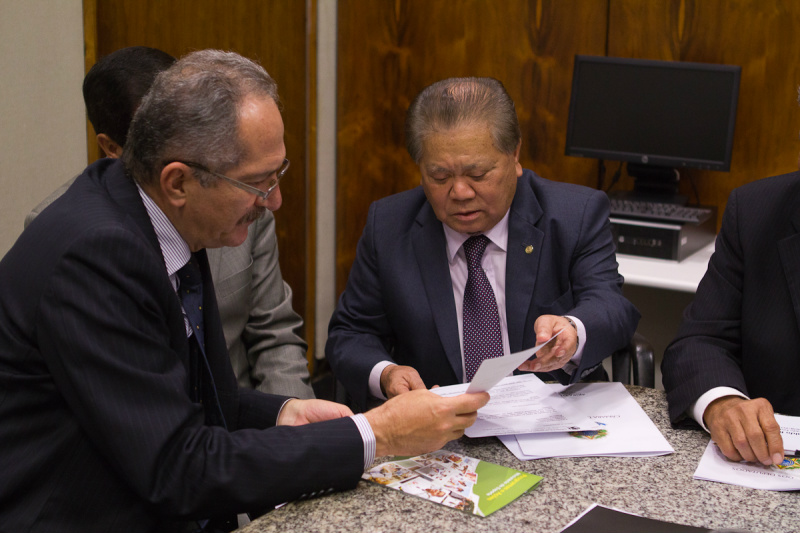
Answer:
[
  {"left": 0, "top": 159, "right": 363, "bottom": 533},
  {"left": 327, "top": 169, "right": 640, "bottom": 410},
  {"left": 663, "top": 171, "right": 800, "bottom": 424},
  {"left": 26, "top": 173, "right": 314, "bottom": 399}
]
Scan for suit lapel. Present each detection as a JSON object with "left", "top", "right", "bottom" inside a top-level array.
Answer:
[
  {"left": 103, "top": 162, "right": 238, "bottom": 428},
  {"left": 196, "top": 249, "right": 239, "bottom": 428},
  {"left": 412, "top": 205, "right": 463, "bottom": 380},
  {"left": 779, "top": 209, "right": 800, "bottom": 336},
  {"left": 505, "top": 178, "right": 544, "bottom": 352},
  {"left": 102, "top": 160, "right": 162, "bottom": 253}
]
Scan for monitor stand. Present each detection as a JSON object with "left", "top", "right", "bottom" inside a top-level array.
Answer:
[{"left": 617, "top": 163, "right": 688, "bottom": 205}]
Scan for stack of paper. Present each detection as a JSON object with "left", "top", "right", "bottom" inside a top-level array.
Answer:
[
  {"left": 503, "top": 382, "right": 674, "bottom": 460},
  {"left": 432, "top": 374, "right": 598, "bottom": 438},
  {"left": 432, "top": 338, "right": 673, "bottom": 459}
]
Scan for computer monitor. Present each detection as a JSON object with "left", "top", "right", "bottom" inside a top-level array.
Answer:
[{"left": 565, "top": 55, "right": 740, "bottom": 202}]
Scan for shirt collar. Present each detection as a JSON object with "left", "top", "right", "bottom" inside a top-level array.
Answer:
[
  {"left": 443, "top": 209, "right": 510, "bottom": 264},
  {"left": 136, "top": 184, "right": 192, "bottom": 277}
]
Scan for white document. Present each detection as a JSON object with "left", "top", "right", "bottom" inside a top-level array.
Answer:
[
  {"left": 510, "top": 382, "right": 673, "bottom": 459},
  {"left": 693, "top": 440, "right": 800, "bottom": 491},
  {"left": 775, "top": 413, "right": 800, "bottom": 454},
  {"left": 465, "top": 329, "right": 563, "bottom": 393},
  {"left": 432, "top": 373, "right": 596, "bottom": 438}
]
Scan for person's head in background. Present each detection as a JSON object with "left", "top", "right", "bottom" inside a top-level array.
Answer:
[{"left": 82, "top": 46, "right": 176, "bottom": 158}]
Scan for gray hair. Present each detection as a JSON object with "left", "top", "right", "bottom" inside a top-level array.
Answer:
[
  {"left": 405, "top": 77, "right": 521, "bottom": 164},
  {"left": 123, "top": 49, "right": 280, "bottom": 186}
]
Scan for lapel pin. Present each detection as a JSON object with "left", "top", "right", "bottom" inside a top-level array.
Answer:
[{"left": 524, "top": 244, "right": 534, "bottom": 254}]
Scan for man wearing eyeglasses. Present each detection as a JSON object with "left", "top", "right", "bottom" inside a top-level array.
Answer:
[
  {"left": 0, "top": 50, "right": 489, "bottom": 533},
  {"left": 26, "top": 46, "right": 315, "bottom": 401}
]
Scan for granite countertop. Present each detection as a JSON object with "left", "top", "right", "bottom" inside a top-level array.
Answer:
[{"left": 239, "top": 386, "right": 800, "bottom": 533}]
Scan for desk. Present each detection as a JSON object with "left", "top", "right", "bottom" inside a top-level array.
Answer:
[
  {"left": 616, "top": 241, "right": 715, "bottom": 293},
  {"left": 239, "top": 387, "right": 797, "bottom": 533}
]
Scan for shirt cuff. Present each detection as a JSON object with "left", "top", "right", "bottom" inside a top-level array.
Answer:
[
  {"left": 275, "top": 398, "right": 294, "bottom": 424},
  {"left": 561, "top": 315, "right": 586, "bottom": 374},
  {"left": 690, "top": 386, "right": 750, "bottom": 432},
  {"left": 350, "top": 413, "right": 376, "bottom": 470},
  {"left": 368, "top": 361, "right": 396, "bottom": 400}
]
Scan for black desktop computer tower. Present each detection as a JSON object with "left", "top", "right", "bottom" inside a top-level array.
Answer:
[{"left": 609, "top": 210, "right": 716, "bottom": 261}]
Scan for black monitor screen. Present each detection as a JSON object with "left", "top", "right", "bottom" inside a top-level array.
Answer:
[{"left": 565, "top": 55, "right": 740, "bottom": 171}]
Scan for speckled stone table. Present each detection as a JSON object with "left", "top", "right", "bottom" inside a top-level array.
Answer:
[{"left": 239, "top": 386, "right": 799, "bottom": 533}]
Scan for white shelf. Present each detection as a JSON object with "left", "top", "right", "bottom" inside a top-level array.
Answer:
[{"left": 616, "top": 241, "right": 715, "bottom": 293}]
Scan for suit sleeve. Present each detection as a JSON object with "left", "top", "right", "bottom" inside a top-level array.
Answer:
[
  {"left": 241, "top": 214, "right": 314, "bottom": 399},
  {"left": 662, "top": 189, "right": 748, "bottom": 424},
  {"left": 326, "top": 202, "right": 398, "bottom": 410},
  {"left": 563, "top": 190, "right": 640, "bottom": 382},
  {"left": 36, "top": 227, "right": 364, "bottom": 518}
]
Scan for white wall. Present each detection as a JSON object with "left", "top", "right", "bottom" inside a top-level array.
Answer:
[{"left": 0, "top": 0, "right": 86, "bottom": 258}]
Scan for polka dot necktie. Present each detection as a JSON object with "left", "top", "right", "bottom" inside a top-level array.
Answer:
[{"left": 462, "top": 235, "right": 503, "bottom": 382}]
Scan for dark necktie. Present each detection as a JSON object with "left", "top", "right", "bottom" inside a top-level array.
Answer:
[
  {"left": 177, "top": 255, "right": 226, "bottom": 428},
  {"left": 462, "top": 235, "right": 504, "bottom": 381},
  {"left": 177, "top": 256, "right": 204, "bottom": 351}
]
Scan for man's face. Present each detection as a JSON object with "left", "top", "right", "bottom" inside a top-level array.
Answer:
[
  {"left": 181, "top": 96, "right": 286, "bottom": 251},
  {"left": 419, "top": 122, "right": 522, "bottom": 235}
]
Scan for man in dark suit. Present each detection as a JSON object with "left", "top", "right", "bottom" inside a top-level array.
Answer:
[
  {"left": 26, "top": 46, "right": 315, "bottom": 399},
  {"left": 662, "top": 172, "right": 800, "bottom": 467},
  {"left": 0, "top": 50, "right": 487, "bottom": 533},
  {"left": 327, "top": 77, "right": 639, "bottom": 411}
]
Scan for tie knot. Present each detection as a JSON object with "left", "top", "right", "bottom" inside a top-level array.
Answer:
[
  {"left": 178, "top": 257, "right": 202, "bottom": 291},
  {"left": 463, "top": 235, "right": 490, "bottom": 270}
]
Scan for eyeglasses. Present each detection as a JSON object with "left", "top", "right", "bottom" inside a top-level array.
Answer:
[{"left": 173, "top": 158, "right": 290, "bottom": 200}]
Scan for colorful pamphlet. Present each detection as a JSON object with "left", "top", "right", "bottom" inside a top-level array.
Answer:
[{"left": 362, "top": 450, "right": 542, "bottom": 517}]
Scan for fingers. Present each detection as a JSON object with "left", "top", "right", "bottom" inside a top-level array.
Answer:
[
  {"left": 705, "top": 396, "right": 784, "bottom": 465},
  {"left": 524, "top": 315, "right": 577, "bottom": 373},
  {"left": 380, "top": 365, "right": 426, "bottom": 398},
  {"left": 447, "top": 391, "right": 490, "bottom": 418},
  {"left": 365, "top": 390, "right": 490, "bottom": 457},
  {"left": 277, "top": 399, "right": 354, "bottom": 426}
]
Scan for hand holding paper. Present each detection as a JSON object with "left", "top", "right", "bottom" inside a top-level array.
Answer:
[
  {"left": 517, "top": 315, "right": 578, "bottom": 373},
  {"left": 466, "top": 329, "right": 562, "bottom": 393}
]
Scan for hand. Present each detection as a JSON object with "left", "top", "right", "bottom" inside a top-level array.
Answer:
[
  {"left": 277, "top": 399, "right": 354, "bottom": 426},
  {"left": 517, "top": 315, "right": 577, "bottom": 373},
  {"left": 364, "top": 389, "right": 490, "bottom": 457},
  {"left": 380, "top": 364, "right": 427, "bottom": 398},
  {"left": 704, "top": 396, "right": 784, "bottom": 465}
]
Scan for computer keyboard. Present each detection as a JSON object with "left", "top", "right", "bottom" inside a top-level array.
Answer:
[{"left": 609, "top": 198, "right": 713, "bottom": 224}]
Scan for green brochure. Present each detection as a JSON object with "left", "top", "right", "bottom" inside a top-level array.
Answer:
[{"left": 362, "top": 450, "right": 542, "bottom": 517}]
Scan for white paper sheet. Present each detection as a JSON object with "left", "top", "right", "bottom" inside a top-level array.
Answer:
[
  {"left": 465, "top": 329, "right": 563, "bottom": 393},
  {"left": 513, "top": 382, "right": 674, "bottom": 459},
  {"left": 775, "top": 413, "right": 800, "bottom": 454},
  {"left": 693, "top": 440, "right": 800, "bottom": 491},
  {"left": 432, "top": 373, "right": 596, "bottom": 438}
]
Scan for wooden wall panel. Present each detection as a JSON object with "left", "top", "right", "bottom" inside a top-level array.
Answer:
[
  {"left": 91, "top": 0, "right": 311, "bottom": 343},
  {"left": 608, "top": 0, "right": 800, "bottom": 225},
  {"left": 336, "top": 0, "right": 609, "bottom": 294}
]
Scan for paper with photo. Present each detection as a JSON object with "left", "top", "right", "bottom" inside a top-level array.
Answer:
[
  {"left": 693, "top": 440, "right": 800, "bottom": 491},
  {"left": 513, "top": 382, "right": 673, "bottom": 459},
  {"left": 362, "top": 450, "right": 542, "bottom": 517},
  {"left": 466, "top": 329, "right": 563, "bottom": 393},
  {"left": 432, "top": 373, "right": 596, "bottom": 438}
]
